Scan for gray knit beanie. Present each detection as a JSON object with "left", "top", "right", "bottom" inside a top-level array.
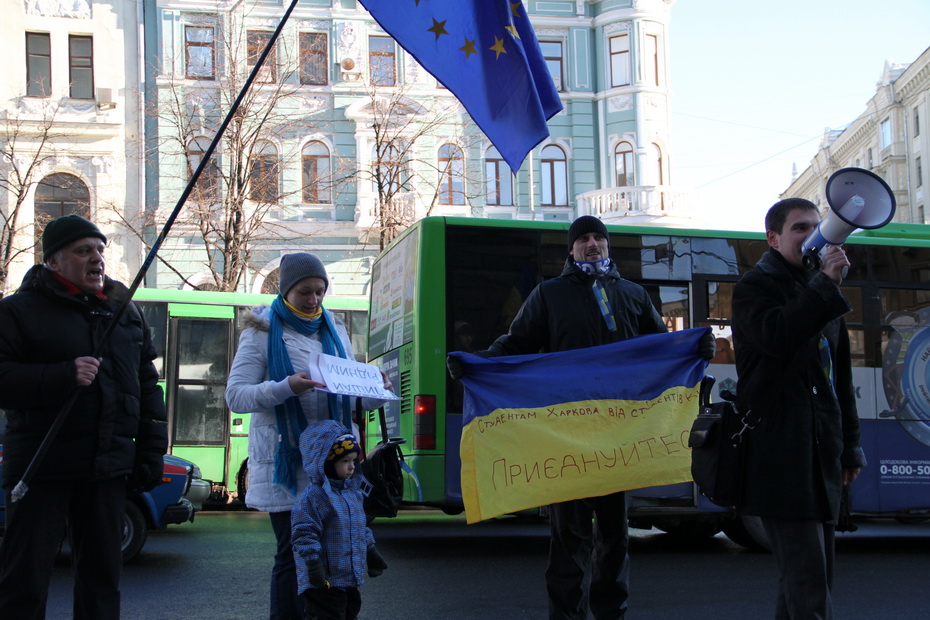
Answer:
[
  {"left": 42, "top": 214, "right": 107, "bottom": 261},
  {"left": 567, "top": 215, "right": 609, "bottom": 251},
  {"left": 279, "top": 253, "right": 329, "bottom": 297}
]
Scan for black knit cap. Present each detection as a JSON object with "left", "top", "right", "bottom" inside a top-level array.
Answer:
[
  {"left": 567, "top": 215, "right": 609, "bottom": 251},
  {"left": 278, "top": 252, "right": 329, "bottom": 297},
  {"left": 42, "top": 214, "right": 107, "bottom": 261}
]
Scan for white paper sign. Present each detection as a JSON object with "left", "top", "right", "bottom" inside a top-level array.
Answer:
[{"left": 307, "top": 352, "right": 400, "bottom": 401}]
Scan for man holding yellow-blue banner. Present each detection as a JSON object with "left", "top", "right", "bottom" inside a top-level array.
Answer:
[{"left": 447, "top": 216, "right": 715, "bottom": 620}]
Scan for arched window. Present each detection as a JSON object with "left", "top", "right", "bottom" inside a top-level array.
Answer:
[
  {"left": 614, "top": 142, "right": 634, "bottom": 187},
  {"left": 35, "top": 173, "right": 90, "bottom": 261},
  {"left": 188, "top": 137, "right": 220, "bottom": 202},
  {"left": 302, "top": 141, "right": 331, "bottom": 204},
  {"left": 438, "top": 143, "right": 465, "bottom": 205},
  {"left": 249, "top": 141, "right": 278, "bottom": 203},
  {"left": 485, "top": 146, "right": 513, "bottom": 206},
  {"left": 651, "top": 143, "right": 664, "bottom": 186},
  {"left": 540, "top": 145, "right": 568, "bottom": 206},
  {"left": 261, "top": 268, "right": 280, "bottom": 295}
]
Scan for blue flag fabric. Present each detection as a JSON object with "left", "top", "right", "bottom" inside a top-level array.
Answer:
[
  {"left": 358, "top": 0, "right": 564, "bottom": 174},
  {"left": 452, "top": 328, "right": 711, "bottom": 425}
]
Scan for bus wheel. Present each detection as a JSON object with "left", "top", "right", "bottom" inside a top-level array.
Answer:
[
  {"left": 236, "top": 458, "right": 250, "bottom": 509},
  {"left": 121, "top": 501, "right": 148, "bottom": 563},
  {"left": 441, "top": 506, "right": 464, "bottom": 516},
  {"left": 723, "top": 515, "right": 770, "bottom": 552}
]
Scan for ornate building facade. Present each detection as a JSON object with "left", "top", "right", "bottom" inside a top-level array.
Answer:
[
  {"left": 2, "top": 0, "right": 686, "bottom": 295},
  {"left": 0, "top": 0, "right": 146, "bottom": 293},
  {"left": 783, "top": 46, "right": 929, "bottom": 225}
]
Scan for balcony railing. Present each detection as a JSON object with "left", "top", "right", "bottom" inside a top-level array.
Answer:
[{"left": 576, "top": 185, "right": 691, "bottom": 221}]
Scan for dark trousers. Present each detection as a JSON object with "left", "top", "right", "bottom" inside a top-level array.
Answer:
[
  {"left": 761, "top": 517, "right": 836, "bottom": 620},
  {"left": 302, "top": 587, "right": 361, "bottom": 620},
  {"left": 0, "top": 477, "right": 125, "bottom": 620},
  {"left": 270, "top": 510, "right": 304, "bottom": 620},
  {"left": 546, "top": 492, "right": 629, "bottom": 620}
]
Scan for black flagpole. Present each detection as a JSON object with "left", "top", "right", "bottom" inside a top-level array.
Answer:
[{"left": 12, "top": 0, "right": 302, "bottom": 502}]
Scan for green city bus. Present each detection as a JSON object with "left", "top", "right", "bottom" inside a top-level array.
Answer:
[
  {"left": 131, "top": 288, "right": 368, "bottom": 503},
  {"left": 365, "top": 216, "right": 930, "bottom": 546}
]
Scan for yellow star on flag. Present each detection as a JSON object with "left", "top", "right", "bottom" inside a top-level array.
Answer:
[
  {"left": 505, "top": 25, "right": 519, "bottom": 39},
  {"left": 510, "top": 1, "right": 522, "bottom": 17},
  {"left": 459, "top": 37, "right": 477, "bottom": 58},
  {"left": 428, "top": 18, "right": 448, "bottom": 40},
  {"left": 489, "top": 36, "right": 507, "bottom": 60}
]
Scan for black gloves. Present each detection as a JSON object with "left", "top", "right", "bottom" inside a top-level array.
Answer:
[
  {"left": 308, "top": 561, "right": 330, "bottom": 589},
  {"left": 699, "top": 331, "right": 716, "bottom": 361},
  {"left": 127, "top": 459, "right": 164, "bottom": 494},
  {"left": 367, "top": 547, "right": 388, "bottom": 577},
  {"left": 447, "top": 355, "right": 465, "bottom": 381}
]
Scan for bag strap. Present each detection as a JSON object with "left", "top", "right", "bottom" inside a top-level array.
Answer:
[
  {"left": 702, "top": 374, "right": 764, "bottom": 445},
  {"left": 354, "top": 396, "right": 390, "bottom": 447},
  {"left": 377, "top": 405, "right": 388, "bottom": 443}
]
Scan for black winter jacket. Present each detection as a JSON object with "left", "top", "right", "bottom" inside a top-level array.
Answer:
[
  {"left": 484, "top": 257, "right": 667, "bottom": 356},
  {"left": 0, "top": 265, "right": 167, "bottom": 487},
  {"left": 733, "top": 250, "right": 866, "bottom": 521}
]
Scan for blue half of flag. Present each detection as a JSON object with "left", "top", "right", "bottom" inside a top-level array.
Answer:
[
  {"left": 358, "top": 0, "right": 564, "bottom": 174},
  {"left": 450, "top": 328, "right": 711, "bottom": 425}
]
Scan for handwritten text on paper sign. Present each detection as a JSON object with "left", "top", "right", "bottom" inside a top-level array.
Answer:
[{"left": 308, "top": 352, "right": 400, "bottom": 401}]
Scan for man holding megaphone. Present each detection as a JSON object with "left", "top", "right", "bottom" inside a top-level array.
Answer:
[{"left": 731, "top": 197, "right": 868, "bottom": 620}]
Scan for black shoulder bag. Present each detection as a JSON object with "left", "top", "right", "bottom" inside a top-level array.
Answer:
[
  {"left": 356, "top": 398, "right": 406, "bottom": 519},
  {"left": 687, "top": 375, "right": 759, "bottom": 509}
]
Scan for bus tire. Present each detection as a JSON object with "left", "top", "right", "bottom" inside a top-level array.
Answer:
[
  {"left": 121, "top": 501, "right": 148, "bottom": 563},
  {"left": 236, "top": 458, "right": 250, "bottom": 509},
  {"left": 722, "top": 515, "right": 770, "bottom": 552}
]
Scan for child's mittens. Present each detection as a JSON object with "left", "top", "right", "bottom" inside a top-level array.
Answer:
[
  {"left": 367, "top": 547, "right": 388, "bottom": 577},
  {"left": 308, "top": 561, "right": 330, "bottom": 589}
]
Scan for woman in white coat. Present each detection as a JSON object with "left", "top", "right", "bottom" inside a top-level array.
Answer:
[{"left": 225, "top": 253, "right": 389, "bottom": 620}]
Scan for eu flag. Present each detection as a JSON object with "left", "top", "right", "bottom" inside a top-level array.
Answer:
[{"left": 358, "top": 0, "right": 564, "bottom": 174}]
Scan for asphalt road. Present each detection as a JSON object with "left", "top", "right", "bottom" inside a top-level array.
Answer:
[{"left": 41, "top": 510, "right": 930, "bottom": 619}]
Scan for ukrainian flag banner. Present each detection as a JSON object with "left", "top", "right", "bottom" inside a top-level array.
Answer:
[
  {"left": 357, "top": 0, "right": 563, "bottom": 174},
  {"left": 452, "top": 328, "right": 710, "bottom": 523}
]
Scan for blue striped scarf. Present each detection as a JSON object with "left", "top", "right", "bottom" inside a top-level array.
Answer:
[{"left": 268, "top": 295, "right": 351, "bottom": 493}]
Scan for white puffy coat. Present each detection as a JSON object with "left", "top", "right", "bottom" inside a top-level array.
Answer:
[{"left": 225, "top": 305, "right": 382, "bottom": 512}]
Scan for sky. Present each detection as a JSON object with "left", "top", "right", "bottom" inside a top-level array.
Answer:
[{"left": 668, "top": 0, "right": 930, "bottom": 231}]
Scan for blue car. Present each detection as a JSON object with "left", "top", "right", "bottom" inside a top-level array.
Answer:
[{"left": 0, "top": 444, "right": 211, "bottom": 563}]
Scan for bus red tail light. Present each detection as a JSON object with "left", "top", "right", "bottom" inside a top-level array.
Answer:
[{"left": 414, "top": 395, "right": 437, "bottom": 450}]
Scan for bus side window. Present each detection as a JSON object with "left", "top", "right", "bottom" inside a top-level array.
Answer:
[{"left": 138, "top": 301, "right": 168, "bottom": 380}]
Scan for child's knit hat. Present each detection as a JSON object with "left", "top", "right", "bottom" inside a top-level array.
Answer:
[{"left": 324, "top": 433, "right": 360, "bottom": 478}]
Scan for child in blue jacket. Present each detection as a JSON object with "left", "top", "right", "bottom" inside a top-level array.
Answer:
[{"left": 291, "top": 420, "right": 387, "bottom": 620}]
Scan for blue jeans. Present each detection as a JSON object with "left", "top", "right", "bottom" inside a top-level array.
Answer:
[{"left": 269, "top": 510, "right": 304, "bottom": 620}]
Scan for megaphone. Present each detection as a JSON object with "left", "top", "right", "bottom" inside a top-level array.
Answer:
[{"left": 801, "top": 167, "right": 896, "bottom": 270}]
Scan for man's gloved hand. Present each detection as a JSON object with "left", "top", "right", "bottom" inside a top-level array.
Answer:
[
  {"left": 699, "top": 331, "right": 717, "bottom": 361},
  {"left": 367, "top": 547, "right": 388, "bottom": 577},
  {"left": 447, "top": 355, "right": 465, "bottom": 381},
  {"left": 127, "top": 459, "right": 164, "bottom": 494},
  {"left": 308, "top": 561, "right": 330, "bottom": 589}
]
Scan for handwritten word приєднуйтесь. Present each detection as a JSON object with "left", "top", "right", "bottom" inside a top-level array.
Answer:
[{"left": 488, "top": 430, "right": 691, "bottom": 490}]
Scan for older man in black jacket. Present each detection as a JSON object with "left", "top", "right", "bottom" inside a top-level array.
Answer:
[
  {"left": 450, "top": 215, "right": 715, "bottom": 619},
  {"left": 0, "top": 215, "right": 167, "bottom": 620},
  {"left": 733, "top": 198, "right": 866, "bottom": 619}
]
